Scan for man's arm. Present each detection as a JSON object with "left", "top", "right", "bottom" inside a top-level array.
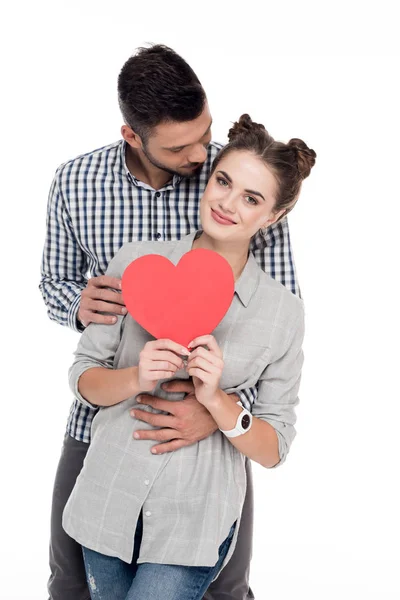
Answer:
[
  {"left": 39, "top": 171, "right": 126, "bottom": 332},
  {"left": 39, "top": 172, "right": 89, "bottom": 332}
]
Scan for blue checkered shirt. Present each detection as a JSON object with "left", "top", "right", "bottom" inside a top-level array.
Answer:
[{"left": 40, "top": 140, "right": 300, "bottom": 443}]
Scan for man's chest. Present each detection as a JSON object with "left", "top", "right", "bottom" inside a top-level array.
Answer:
[{"left": 68, "top": 182, "right": 204, "bottom": 273}]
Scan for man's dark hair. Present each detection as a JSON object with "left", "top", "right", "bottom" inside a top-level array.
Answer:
[{"left": 118, "top": 44, "right": 207, "bottom": 141}]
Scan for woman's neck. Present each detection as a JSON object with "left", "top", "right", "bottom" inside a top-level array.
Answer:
[{"left": 192, "top": 231, "right": 249, "bottom": 281}]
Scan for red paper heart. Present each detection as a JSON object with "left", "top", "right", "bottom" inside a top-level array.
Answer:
[{"left": 121, "top": 248, "right": 235, "bottom": 347}]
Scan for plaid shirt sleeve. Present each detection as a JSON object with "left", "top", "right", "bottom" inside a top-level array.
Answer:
[
  {"left": 39, "top": 171, "right": 88, "bottom": 332},
  {"left": 237, "top": 216, "right": 301, "bottom": 410}
]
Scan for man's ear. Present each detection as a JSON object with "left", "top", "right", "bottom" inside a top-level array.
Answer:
[{"left": 121, "top": 125, "right": 143, "bottom": 149}]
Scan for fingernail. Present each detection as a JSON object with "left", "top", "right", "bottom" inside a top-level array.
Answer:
[
  {"left": 181, "top": 347, "right": 190, "bottom": 356},
  {"left": 133, "top": 432, "right": 140, "bottom": 439},
  {"left": 131, "top": 410, "right": 135, "bottom": 417},
  {"left": 118, "top": 281, "right": 122, "bottom": 289},
  {"left": 121, "top": 307, "right": 127, "bottom": 314},
  {"left": 112, "top": 317, "right": 117, "bottom": 323},
  {"left": 151, "top": 448, "right": 157, "bottom": 454},
  {"left": 136, "top": 396, "right": 141, "bottom": 403}
]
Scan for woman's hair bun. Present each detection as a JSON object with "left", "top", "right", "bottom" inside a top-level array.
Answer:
[
  {"left": 288, "top": 138, "right": 316, "bottom": 179},
  {"left": 228, "top": 114, "right": 267, "bottom": 142}
]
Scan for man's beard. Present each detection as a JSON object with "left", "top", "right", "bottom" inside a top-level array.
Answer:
[{"left": 142, "top": 142, "right": 204, "bottom": 178}]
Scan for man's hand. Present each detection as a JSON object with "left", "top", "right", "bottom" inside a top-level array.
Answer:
[
  {"left": 130, "top": 379, "right": 218, "bottom": 454},
  {"left": 78, "top": 276, "right": 126, "bottom": 327}
]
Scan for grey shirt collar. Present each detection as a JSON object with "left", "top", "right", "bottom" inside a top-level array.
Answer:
[{"left": 169, "top": 231, "right": 261, "bottom": 309}]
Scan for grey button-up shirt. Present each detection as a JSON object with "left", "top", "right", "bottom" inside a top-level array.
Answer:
[{"left": 63, "top": 232, "right": 304, "bottom": 572}]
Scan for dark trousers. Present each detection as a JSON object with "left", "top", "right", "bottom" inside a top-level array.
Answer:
[{"left": 48, "top": 433, "right": 255, "bottom": 600}]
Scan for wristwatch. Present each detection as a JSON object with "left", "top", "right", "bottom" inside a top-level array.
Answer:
[{"left": 220, "top": 401, "right": 253, "bottom": 438}]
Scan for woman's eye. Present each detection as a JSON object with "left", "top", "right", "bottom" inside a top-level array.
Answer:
[
  {"left": 245, "top": 196, "right": 258, "bottom": 206},
  {"left": 217, "top": 177, "right": 228, "bottom": 187}
]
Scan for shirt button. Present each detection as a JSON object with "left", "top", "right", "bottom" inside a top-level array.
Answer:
[
  {"left": 144, "top": 479, "right": 150, "bottom": 486},
  {"left": 145, "top": 510, "right": 152, "bottom": 517},
  {"left": 155, "top": 192, "right": 161, "bottom": 197},
  {"left": 157, "top": 232, "right": 162, "bottom": 239}
]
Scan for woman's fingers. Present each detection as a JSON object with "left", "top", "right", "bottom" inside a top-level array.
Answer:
[
  {"left": 188, "top": 345, "right": 223, "bottom": 364},
  {"left": 187, "top": 353, "right": 223, "bottom": 373},
  {"left": 188, "top": 335, "right": 222, "bottom": 357},
  {"left": 142, "top": 359, "right": 180, "bottom": 372},
  {"left": 143, "top": 370, "right": 176, "bottom": 381},
  {"left": 146, "top": 339, "right": 190, "bottom": 356},
  {"left": 143, "top": 350, "right": 184, "bottom": 370},
  {"left": 186, "top": 367, "right": 214, "bottom": 384}
]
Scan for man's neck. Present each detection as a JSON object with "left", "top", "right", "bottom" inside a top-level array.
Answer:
[{"left": 125, "top": 145, "right": 172, "bottom": 190}]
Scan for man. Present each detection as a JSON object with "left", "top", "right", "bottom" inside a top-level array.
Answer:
[{"left": 40, "top": 44, "right": 300, "bottom": 600}]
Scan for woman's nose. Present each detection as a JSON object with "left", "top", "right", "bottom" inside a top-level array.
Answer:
[{"left": 219, "top": 194, "right": 236, "bottom": 214}]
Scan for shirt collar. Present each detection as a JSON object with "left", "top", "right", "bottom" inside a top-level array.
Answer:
[
  {"left": 169, "top": 232, "right": 260, "bottom": 309},
  {"left": 168, "top": 232, "right": 199, "bottom": 264},
  {"left": 234, "top": 252, "right": 261, "bottom": 307}
]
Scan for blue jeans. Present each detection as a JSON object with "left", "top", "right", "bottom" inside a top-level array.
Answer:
[{"left": 82, "top": 513, "right": 236, "bottom": 600}]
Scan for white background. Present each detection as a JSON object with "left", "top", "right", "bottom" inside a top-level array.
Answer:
[{"left": 1, "top": 1, "right": 400, "bottom": 599}]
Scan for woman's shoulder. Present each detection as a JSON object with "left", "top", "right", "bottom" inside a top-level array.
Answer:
[{"left": 257, "top": 268, "right": 304, "bottom": 323}]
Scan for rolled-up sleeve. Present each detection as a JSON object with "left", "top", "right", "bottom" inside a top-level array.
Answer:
[
  {"left": 252, "top": 308, "right": 305, "bottom": 466},
  {"left": 68, "top": 248, "right": 130, "bottom": 408},
  {"left": 68, "top": 319, "right": 125, "bottom": 408}
]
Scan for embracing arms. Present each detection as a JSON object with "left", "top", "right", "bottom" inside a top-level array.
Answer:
[{"left": 75, "top": 338, "right": 190, "bottom": 407}]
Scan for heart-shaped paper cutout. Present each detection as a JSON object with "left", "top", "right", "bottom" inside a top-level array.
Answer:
[{"left": 121, "top": 248, "right": 235, "bottom": 347}]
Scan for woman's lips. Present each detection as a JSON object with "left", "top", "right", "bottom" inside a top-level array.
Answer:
[{"left": 211, "top": 209, "right": 236, "bottom": 225}]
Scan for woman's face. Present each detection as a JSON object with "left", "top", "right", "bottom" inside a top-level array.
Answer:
[{"left": 200, "top": 150, "right": 284, "bottom": 244}]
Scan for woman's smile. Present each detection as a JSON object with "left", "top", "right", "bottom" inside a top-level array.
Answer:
[{"left": 211, "top": 208, "right": 237, "bottom": 225}]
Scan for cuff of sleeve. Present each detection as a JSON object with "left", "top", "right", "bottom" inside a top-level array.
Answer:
[
  {"left": 69, "top": 363, "right": 97, "bottom": 409},
  {"left": 265, "top": 420, "right": 296, "bottom": 468},
  {"left": 68, "top": 294, "right": 85, "bottom": 333},
  {"left": 270, "top": 429, "right": 288, "bottom": 468}
]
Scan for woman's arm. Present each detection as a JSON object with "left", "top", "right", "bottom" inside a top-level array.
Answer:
[
  {"left": 68, "top": 241, "right": 189, "bottom": 408},
  {"left": 187, "top": 308, "right": 304, "bottom": 468},
  {"left": 200, "top": 390, "right": 281, "bottom": 468},
  {"left": 74, "top": 338, "right": 189, "bottom": 406},
  {"left": 68, "top": 243, "right": 139, "bottom": 407},
  {"left": 68, "top": 255, "right": 130, "bottom": 408},
  {"left": 77, "top": 365, "right": 139, "bottom": 407}
]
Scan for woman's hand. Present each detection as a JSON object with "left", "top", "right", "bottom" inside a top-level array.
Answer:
[
  {"left": 186, "top": 335, "right": 224, "bottom": 406},
  {"left": 138, "top": 339, "right": 190, "bottom": 392}
]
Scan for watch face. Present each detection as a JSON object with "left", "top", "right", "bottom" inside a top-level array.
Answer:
[{"left": 241, "top": 414, "right": 251, "bottom": 429}]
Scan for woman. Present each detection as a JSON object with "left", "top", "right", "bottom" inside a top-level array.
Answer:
[{"left": 63, "top": 114, "right": 316, "bottom": 600}]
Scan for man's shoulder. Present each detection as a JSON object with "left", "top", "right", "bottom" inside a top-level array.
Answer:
[
  {"left": 55, "top": 140, "right": 123, "bottom": 179},
  {"left": 209, "top": 140, "right": 223, "bottom": 153},
  {"left": 207, "top": 141, "right": 223, "bottom": 163}
]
